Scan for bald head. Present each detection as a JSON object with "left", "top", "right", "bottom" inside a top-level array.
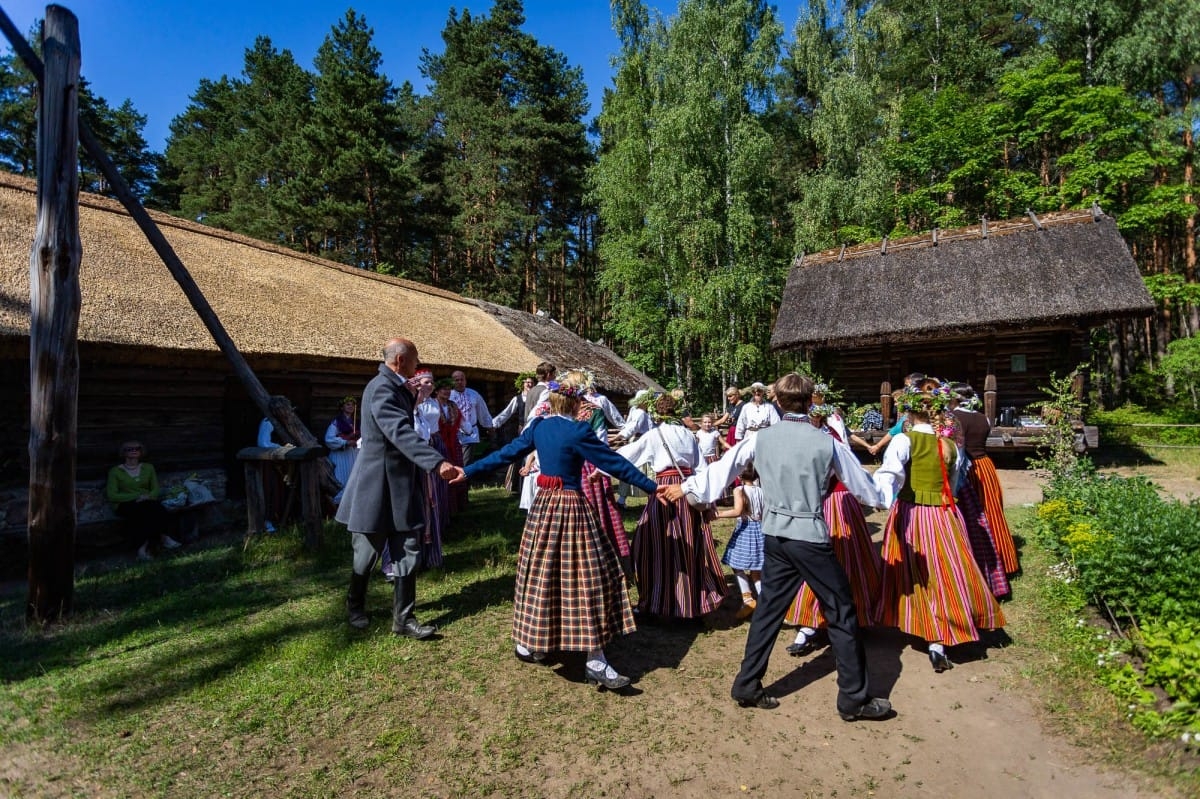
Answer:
[{"left": 382, "top": 338, "right": 419, "bottom": 377}]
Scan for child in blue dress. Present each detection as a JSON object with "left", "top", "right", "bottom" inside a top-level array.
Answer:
[{"left": 716, "top": 464, "right": 764, "bottom": 619}]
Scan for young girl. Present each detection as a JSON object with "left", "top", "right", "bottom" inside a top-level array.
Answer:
[
  {"left": 694, "top": 413, "right": 725, "bottom": 464},
  {"left": 715, "top": 464, "right": 764, "bottom": 619}
]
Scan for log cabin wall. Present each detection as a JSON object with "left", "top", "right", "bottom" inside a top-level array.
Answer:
[{"left": 810, "top": 327, "right": 1087, "bottom": 420}]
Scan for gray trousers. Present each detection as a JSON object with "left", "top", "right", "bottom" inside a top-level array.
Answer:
[{"left": 351, "top": 530, "right": 420, "bottom": 578}]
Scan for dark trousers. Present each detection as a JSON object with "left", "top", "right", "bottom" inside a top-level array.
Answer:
[
  {"left": 351, "top": 530, "right": 423, "bottom": 626},
  {"left": 732, "top": 535, "right": 870, "bottom": 714},
  {"left": 115, "top": 500, "right": 170, "bottom": 549}
]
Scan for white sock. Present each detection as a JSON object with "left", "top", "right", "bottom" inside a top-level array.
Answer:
[
  {"left": 586, "top": 649, "right": 611, "bottom": 675},
  {"left": 929, "top": 643, "right": 945, "bottom": 655},
  {"left": 794, "top": 626, "right": 817, "bottom": 644},
  {"left": 754, "top": 579, "right": 762, "bottom": 596},
  {"left": 735, "top": 572, "right": 752, "bottom": 595},
  {"left": 516, "top": 643, "right": 534, "bottom": 657}
]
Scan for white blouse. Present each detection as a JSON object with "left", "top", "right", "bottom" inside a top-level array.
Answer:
[{"left": 618, "top": 423, "right": 701, "bottom": 473}]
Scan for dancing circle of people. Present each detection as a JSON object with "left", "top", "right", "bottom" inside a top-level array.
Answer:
[{"left": 335, "top": 339, "right": 1019, "bottom": 720}]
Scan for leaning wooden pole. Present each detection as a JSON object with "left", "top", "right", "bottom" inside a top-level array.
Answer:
[
  {"left": 26, "top": 5, "right": 81, "bottom": 624},
  {"left": 0, "top": 5, "right": 336, "bottom": 498}
]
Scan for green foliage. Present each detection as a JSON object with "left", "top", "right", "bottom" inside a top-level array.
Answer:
[
  {"left": 1159, "top": 335, "right": 1200, "bottom": 411},
  {"left": 1027, "top": 368, "right": 1088, "bottom": 476},
  {"left": 1091, "top": 403, "right": 1200, "bottom": 446},
  {"left": 1100, "top": 619, "right": 1200, "bottom": 739}
]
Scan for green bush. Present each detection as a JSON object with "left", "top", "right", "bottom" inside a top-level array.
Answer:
[{"left": 1039, "top": 468, "right": 1200, "bottom": 623}]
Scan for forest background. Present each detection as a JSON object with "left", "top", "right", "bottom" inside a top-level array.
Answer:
[{"left": 2, "top": 0, "right": 1199, "bottom": 411}]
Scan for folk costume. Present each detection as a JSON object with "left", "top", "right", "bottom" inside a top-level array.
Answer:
[
  {"left": 324, "top": 401, "right": 360, "bottom": 505},
  {"left": 874, "top": 421, "right": 1006, "bottom": 671},
  {"left": 785, "top": 423, "right": 883, "bottom": 636},
  {"left": 957, "top": 406, "right": 1019, "bottom": 575},
  {"left": 464, "top": 413, "right": 657, "bottom": 672},
  {"left": 678, "top": 408, "right": 887, "bottom": 717},
  {"left": 619, "top": 417, "right": 726, "bottom": 619},
  {"left": 950, "top": 406, "right": 1011, "bottom": 597},
  {"left": 576, "top": 400, "right": 631, "bottom": 561}
]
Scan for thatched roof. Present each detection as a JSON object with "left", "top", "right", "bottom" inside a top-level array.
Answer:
[
  {"left": 474, "top": 300, "right": 665, "bottom": 395},
  {"left": 0, "top": 173, "right": 655, "bottom": 392},
  {"left": 771, "top": 209, "right": 1154, "bottom": 351}
]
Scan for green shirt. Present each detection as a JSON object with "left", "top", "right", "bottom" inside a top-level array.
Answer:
[{"left": 106, "top": 463, "right": 160, "bottom": 505}]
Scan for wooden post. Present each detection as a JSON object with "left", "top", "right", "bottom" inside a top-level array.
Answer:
[
  {"left": 299, "top": 461, "right": 323, "bottom": 550},
  {"left": 26, "top": 7, "right": 81, "bottom": 624},
  {"left": 984, "top": 373, "right": 998, "bottom": 425},
  {"left": 243, "top": 462, "right": 266, "bottom": 535},
  {"left": 880, "top": 381, "right": 892, "bottom": 427},
  {"left": 238, "top": 446, "right": 326, "bottom": 549}
]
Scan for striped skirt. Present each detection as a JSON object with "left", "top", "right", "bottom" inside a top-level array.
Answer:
[
  {"left": 722, "top": 517, "right": 764, "bottom": 571},
  {"left": 785, "top": 488, "right": 882, "bottom": 628},
  {"left": 580, "top": 461, "right": 629, "bottom": 557},
  {"left": 421, "top": 469, "right": 445, "bottom": 569},
  {"left": 513, "top": 488, "right": 635, "bottom": 652},
  {"left": 957, "top": 463, "right": 1009, "bottom": 598},
  {"left": 631, "top": 471, "right": 726, "bottom": 618},
  {"left": 969, "top": 456, "right": 1020, "bottom": 574},
  {"left": 878, "top": 500, "right": 1006, "bottom": 646}
]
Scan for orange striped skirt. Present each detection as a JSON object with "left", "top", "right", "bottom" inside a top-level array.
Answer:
[{"left": 969, "top": 456, "right": 1019, "bottom": 574}]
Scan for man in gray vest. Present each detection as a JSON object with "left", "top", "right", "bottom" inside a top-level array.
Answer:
[{"left": 662, "top": 372, "right": 893, "bottom": 720}]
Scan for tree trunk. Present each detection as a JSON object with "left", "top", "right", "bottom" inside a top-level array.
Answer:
[{"left": 26, "top": 7, "right": 81, "bottom": 624}]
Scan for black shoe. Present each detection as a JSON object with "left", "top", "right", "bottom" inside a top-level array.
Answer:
[
  {"left": 584, "top": 665, "right": 631, "bottom": 691},
  {"left": 786, "top": 639, "right": 815, "bottom": 657},
  {"left": 514, "top": 647, "right": 545, "bottom": 664},
  {"left": 732, "top": 690, "right": 780, "bottom": 710},
  {"left": 839, "top": 697, "right": 894, "bottom": 721},
  {"left": 395, "top": 618, "right": 437, "bottom": 640},
  {"left": 930, "top": 650, "right": 954, "bottom": 672}
]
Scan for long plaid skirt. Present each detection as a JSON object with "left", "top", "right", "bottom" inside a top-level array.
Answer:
[
  {"left": 513, "top": 488, "right": 635, "bottom": 652},
  {"left": 580, "top": 461, "right": 629, "bottom": 557},
  {"left": 969, "top": 456, "right": 1020, "bottom": 574},
  {"left": 785, "top": 488, "right": 882, "bottom": 627},
  {"left": 957, "top": 463, "right": 1009, "bottom": 598},
  {"left": 631, "top": 471, "right": 726, "bottom": 618},
  {"left": 878, "top": 500, "right": 1006, "bottom": 646}
]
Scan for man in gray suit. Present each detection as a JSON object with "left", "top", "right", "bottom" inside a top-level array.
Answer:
[
  {"left": 663, "top": 372, "right": 893, "bottom": 720},
  {"left": 336, "top": 337, "right": 465, "bottom": 639}
]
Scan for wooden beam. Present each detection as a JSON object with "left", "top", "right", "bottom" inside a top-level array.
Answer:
[{"left": 26, "top": 6, "right": 81, "bottom": 624}]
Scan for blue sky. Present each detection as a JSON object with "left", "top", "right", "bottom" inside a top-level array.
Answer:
[{"left": 2, "top": 1, "right": 803, "bottom": 153}]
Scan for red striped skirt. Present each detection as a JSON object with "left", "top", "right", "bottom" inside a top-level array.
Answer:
[
  {"left": 878, "top": 500, "right": 1006, "bottom": 645},
  {"left": 630, "top": 470, "right": 726, "bottom": 618},
  {"left": 513, "top": 487, "right": 635, "bottom": 652},
  {"left": 580, "top": 462, "right": 629, "bottom": 557},
  {"left": 968, "top": 456, "right": 1019, "bottom": 574},
  {"left": 957, "top": 468, "right": 1010, "bottom": 598},
  {"left": 785, "top": 488, "right": 882, "bottom": 627}
]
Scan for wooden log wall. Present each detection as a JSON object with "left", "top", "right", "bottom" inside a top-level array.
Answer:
[{"left": 810, "top": 327, "right": 1086, "bottom": 420}]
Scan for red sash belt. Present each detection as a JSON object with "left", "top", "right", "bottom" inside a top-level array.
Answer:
[
  {"left": 536, "top": 474, "right": 564, "bottom": 490},
  {"left": 656, "top": 467, "right": 693, "bottom": 479}
]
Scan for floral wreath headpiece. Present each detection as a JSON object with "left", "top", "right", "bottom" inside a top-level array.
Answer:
[
  {"left": 895, "top": 382, "right": 954, "bottom": 415},
  {"left": 547, "top": 380, "right": 585, "bottom": 399},
  {"left": 808, "top": 403, "right": 834, "bottom": 418},
  {"left": 339, "top": 395, "right": 357, "bottom": 406},
  {"left": 434, "top": 377, "right": 455, "bottom": 390},
  {"left": 571, "top": 368, "right": 597, "bottom": 392}
]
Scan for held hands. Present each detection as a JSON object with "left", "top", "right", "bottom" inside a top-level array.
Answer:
[
  {"left": 439, "top": 462, "right": 467, "bottom": 483},
  {"left": 657, "top": 483, "right": 684, "bottom": 504}
]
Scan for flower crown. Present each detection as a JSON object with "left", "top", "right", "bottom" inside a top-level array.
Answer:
[
  {"left": 809, "top": 403, "right": 834, "bottom": 418},
  {"left": 895, "top": 382, "right": 955, "bottom": 414},
  {"left": 547, "top": 380, "right": 585, "bottom": 399},
  {"left": 571, "top": 367, "right": 597, "bottom": 391}
]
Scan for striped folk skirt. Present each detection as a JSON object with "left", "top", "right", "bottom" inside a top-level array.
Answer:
[
  {"left": 513, "top": 487, "right": 635, "bottom": 653},
  {"left": 878, "top": 500, "right": 1006, "bottom": 646},
  {"left": 580, "top": 461, "right": 629, "bottom": 557},
  {"left": 969, "top": 456, "right": 1020, "bottom": 574},
  {"left": 631, "top": 471, "right": 727, "bottom": 619},
  {"left": 785, "top": 488, "right": 882, "bottom": 628},
  {"left": 956, "top": 463, "right": 1009, "bottom": 598}
]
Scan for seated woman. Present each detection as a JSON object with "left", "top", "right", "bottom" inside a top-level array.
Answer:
[
  {"left": 106, "top": 440, "right": 180, "bottom": 561},
  {"left": 324, "top": 396, "right": 361, "bottom": 505}
]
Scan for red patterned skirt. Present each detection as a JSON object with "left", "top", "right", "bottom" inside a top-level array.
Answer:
[
  {"left": 631, "top": 470, "right": 726, "bottom": 618},
  {"left": 512, "top": 487, "right": 635, "bottom": 652},
  {"left": 785, "top": 487, "right": 882, "bottom": 627},
  {"left": 878, "top": 500, "right": 1006, "bottom": 646},
  {"left": 957, "top": 464, "right": 1010, "bottom": 598},
  {"left": 968, "top": 456, "right": 1020, "bottom": 574}
]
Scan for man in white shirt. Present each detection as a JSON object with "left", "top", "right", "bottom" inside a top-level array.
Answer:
[
  {"left": 450, "top": 370, "right": 494, "bottom": 466},
  {"left": 586, "top": 386, "right": 626, "bottom": 428},
  {"left": 524, "top": 362, "right": 557, "bottom": 424}
]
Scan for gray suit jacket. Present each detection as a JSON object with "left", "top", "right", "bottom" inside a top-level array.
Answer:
[
  {"left": 335, "top": 364, "right": 445, "bottom": 534},
  {"left": 754, "top": 420, "right": 836, "bottom": 544}
]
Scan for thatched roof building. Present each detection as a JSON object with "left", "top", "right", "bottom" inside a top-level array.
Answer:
[
  {"left": 772, "top": 209, "right": 1154, "bottom": 415},
  {"left": 0, "top": 173, "right": 656, "bottom": 520}
]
